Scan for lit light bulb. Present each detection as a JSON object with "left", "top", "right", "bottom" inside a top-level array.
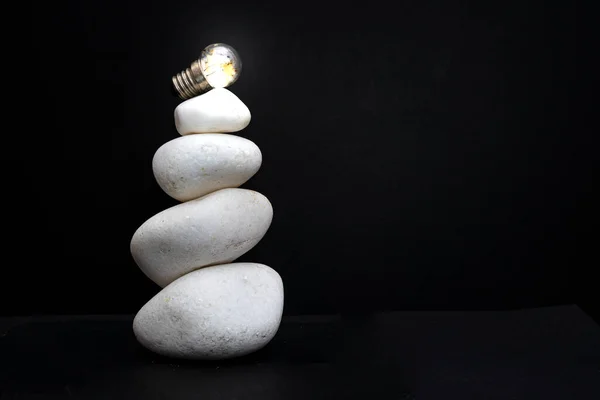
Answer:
[{"left": 172, "top": 43, "right": 242, "bottom": 100}]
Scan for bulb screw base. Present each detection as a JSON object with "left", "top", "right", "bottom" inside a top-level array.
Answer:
[{"left": 172, "top": 60, "right": 211, "bottom": 100}]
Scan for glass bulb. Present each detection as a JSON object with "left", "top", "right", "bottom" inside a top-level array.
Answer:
[
  {"left": 200, "top": 43, "right": 242, "bottom": 88},
  {"left": 172, "top": 43, "right": 243, "bottom": 100}
]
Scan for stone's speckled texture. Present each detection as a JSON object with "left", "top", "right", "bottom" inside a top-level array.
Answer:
[
  {"left": 174, "top": 88, "right": 250, "bottom": 135},
  {"left": 133, "top": 262, "right": 284, "bottom": 360},
  {"left": 130, "top": 188, "right": 273, "bottom": 288},
  {"left": 152, "top": 134, "right": 262, "bottom": 202}
]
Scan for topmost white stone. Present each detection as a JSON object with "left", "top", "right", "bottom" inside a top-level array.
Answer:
[{"left": 174, "top": 88, "right": 251, "bottom": 135}]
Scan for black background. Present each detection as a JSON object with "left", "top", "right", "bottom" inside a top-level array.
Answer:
[{"left": 7, "top": 0, "right": 596, "bottom": 318}]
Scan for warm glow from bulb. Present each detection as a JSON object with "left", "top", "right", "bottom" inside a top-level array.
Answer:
[{"left": 200, "top": 44, "right": 241, "bottom": 88}]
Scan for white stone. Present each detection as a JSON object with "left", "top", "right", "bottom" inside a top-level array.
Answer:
[
  {"left": 130, "top": 188, "right": 273, "bottom": 287},
  {"left": 174, "top": 88, "right": 251, "bottom": 135},
  {"left": 133, "top": 262, "right": 284, "bottom": 360},
  {"left": 152, "top": 134, "right": 262, "bottom": 202}
]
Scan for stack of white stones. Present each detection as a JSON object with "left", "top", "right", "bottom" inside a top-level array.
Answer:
[{"left": 130, "top": 88, "right": 284, "bottom": 360}]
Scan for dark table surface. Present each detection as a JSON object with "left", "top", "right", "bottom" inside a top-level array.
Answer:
[{"left": 1, "top": 305, "right": 599, "bottom": 399}]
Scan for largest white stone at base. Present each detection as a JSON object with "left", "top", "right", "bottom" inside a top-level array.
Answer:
[
  {"left": 133, "top": 263, "right": 284, "bottom": 360},
  {"left": 130, "top": 188, "right": 273, "bottom": 287}
]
